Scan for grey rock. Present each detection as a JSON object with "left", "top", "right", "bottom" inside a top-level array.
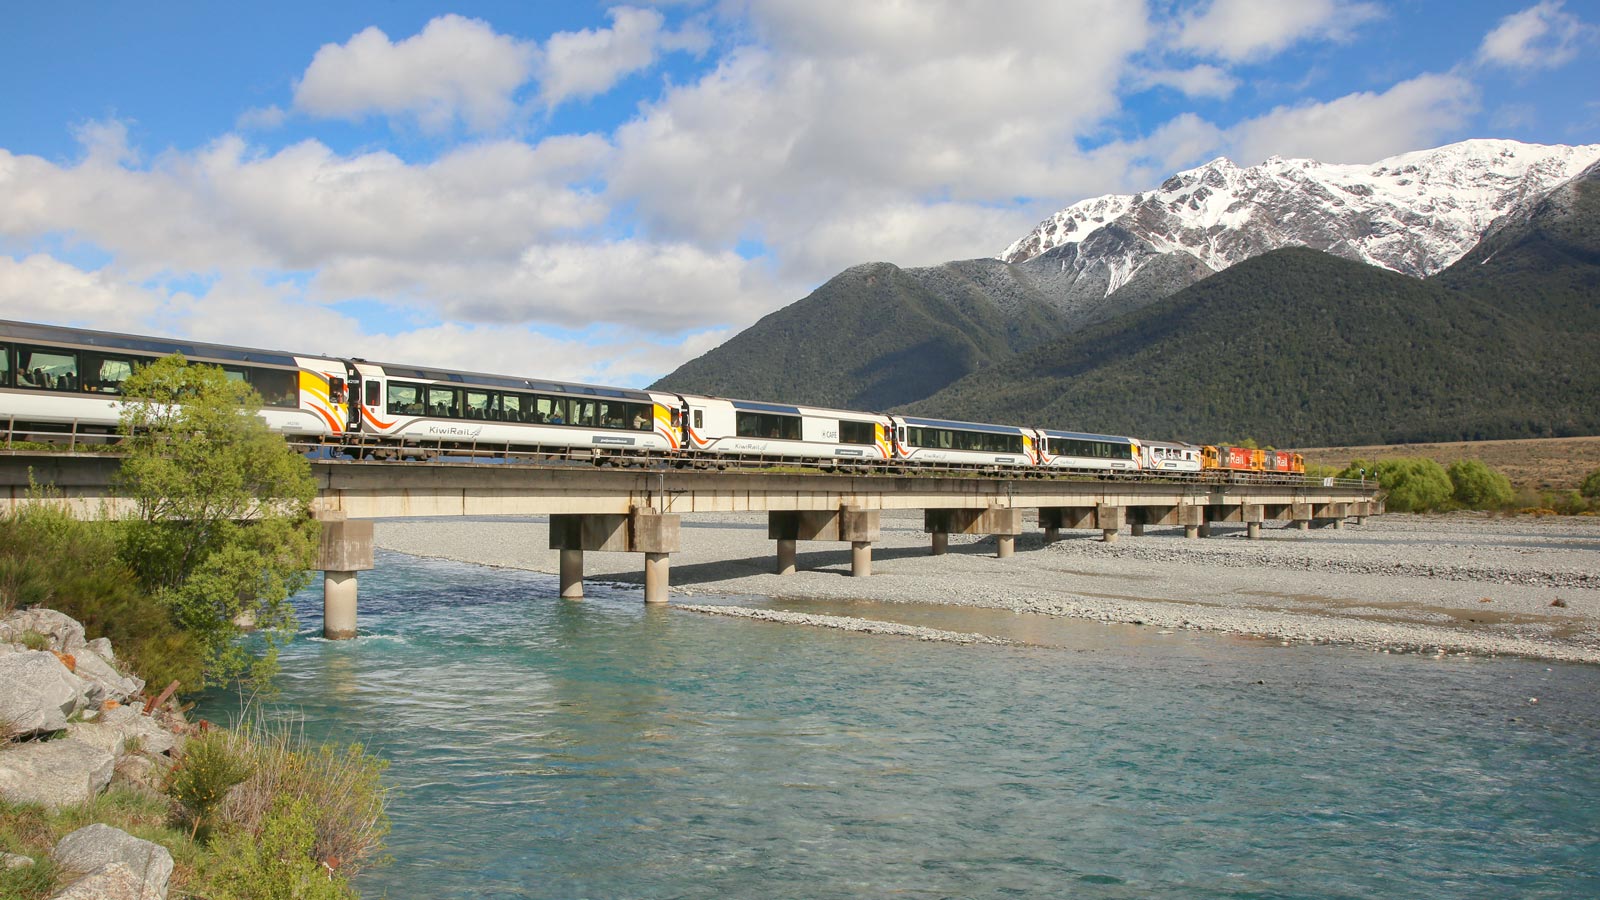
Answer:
[
  {"left": 72, "top": 649, "right": 145, "bottom": 707},
  {"left": 110, "top": 754, "right": 160, "bottom": 791},
  {"left": 2, "top": 851, "right": 33, "bottom": 869},
  {"left": 87, "top": 637, "right": 115, "bottom": 663},
  {"left": 0, "top": 608, "right": 88, "bottom": 653},
  {"left": 0, "top": 650, "right": 87, "bottom": 735},
  {"left": 52, "top": 824, "right": 173, "bottom": 900},
  {"left": 0, "top": 739, "right": 115, "bottom": 809},
  {"left": 48, "top": 861, "right": 164, "bottom": 900},
  {"left": 67, "top": 706, "right": 175, "bottom": 758}
]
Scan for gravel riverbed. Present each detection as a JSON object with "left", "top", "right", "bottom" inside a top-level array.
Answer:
[{"left": 374, "top": 512, "right": 1600, "bottom": 664}]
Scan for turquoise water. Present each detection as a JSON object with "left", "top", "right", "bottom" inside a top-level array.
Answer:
[{"left": 209, "top": 550, "right": 1600, "bottom": 899}]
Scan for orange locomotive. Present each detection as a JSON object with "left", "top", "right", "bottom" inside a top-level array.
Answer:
[{"left": 1200, "top": 445, "right": 1304, "bottom": 475}]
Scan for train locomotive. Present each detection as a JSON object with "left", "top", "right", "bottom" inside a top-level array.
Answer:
[{"left": 0, "top": 319, "right": 1304, "bottom": 479}]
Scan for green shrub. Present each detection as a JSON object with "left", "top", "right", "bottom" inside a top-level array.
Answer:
[
  {"left": 219, "top": 714, "right": 390, "bottom": 876},
  {"left": 1581, "top": 468, "right": 1600, "bottom": 501},
  {"left": 1372, "top": 457, "right": 1453, "bottom": 512},
  {"left": 202, "top": 798, "right": 357, "bottom": 900},
  {"left": 17, "top": 630, "right": 50, "bottom": 651},
  {"left": 166, "top": 731, "right": 251, "bottom": 838},
  {"left": 1447, "top": 459, "right": 1514, "bottom": 510}
]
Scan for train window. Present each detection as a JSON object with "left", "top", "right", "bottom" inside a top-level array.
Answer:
[
  {"left": 0, "top": 343, "right": 9, "bottom": 387},
  {"left": 839, "top": 420, "right": 875, "bottom": 445},
  {"left": 16, "top": 346, "right": 79, "bottom": 392},
  {"left": 464, "top": 390, "right": 493, "bottom": 420},
  {"left": 387, "top": 382, "right": 424, "bottom": 416},
  {"left": 692, "top": 409, "right": 703, "bottom": 430},
  {"left": 594, "top": 400, "right": 645, "bottom": 430},
  {"left": 87, "top": 355, "right": 136, "bottom": 394},
  {"left": 364, "top": 380, "right": 380, "bottom": 408},
  {"left": 250, "top": 369, "right": 299, "bottom": 408},
  {"left": 426, "top": 385, "right": 459, "bottom": 418},
  {"left": 501, "top": 394, "right": 522, "bottom": 422},
  {"left": 571, "top": 400, "right": 599, "bottom": 427},
  {"left": 736, "top": 411, "right": 800, "bottom": 440},
  {"left": 535, "top": 395, "right": 567, "bottom": 424}
]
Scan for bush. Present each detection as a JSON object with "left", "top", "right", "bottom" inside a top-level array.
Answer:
[
  {"left": 218, "top": 714, "right": 390, "bottom": 876},
  {"left": 1447, "top": 459, "right": 1514, "bottom": 510},
  {"left": 1372, "top": 457, "right": 1453, "bottom": 512},
  {"left": 1581, "top": 468, "right": 1600, "bottom": 501},
  {"left": 203, "top": 798, "right": 357, "bottom": 900},
  {"left": 0, "top": 503, "right": 203, "bottom": 692},
  {"left": 166, "top": 731, "right": 251, "bottom": 838}
]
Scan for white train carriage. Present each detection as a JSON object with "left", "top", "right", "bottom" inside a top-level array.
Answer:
[
  {"left": 1033, "top": 428, "right": 1140, "bottom": 471},
  {"left": 676, "top": 396, "right": 892, "bottom": 463},
  {"left": 1139, "top": 439, "right": 1203, "bottom": 472},
  {"left": 0, "top": 319, "right": 350, "bottom": 443},
  {"left": 889, "top": 415, "right": 1036, "bottom": 468},
  {"left": 349, "top": 361, "right": 680, "bottom": 457}
]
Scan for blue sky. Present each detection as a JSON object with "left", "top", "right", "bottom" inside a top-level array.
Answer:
[{"left": 3, "top": 1, "right": 1597, "bottom": 386}]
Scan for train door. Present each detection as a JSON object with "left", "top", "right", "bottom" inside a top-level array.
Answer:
[{"left": 343, "top": 362, "right": 362, "bottom": 431}]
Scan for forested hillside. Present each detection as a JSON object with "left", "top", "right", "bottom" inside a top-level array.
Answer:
[{"left": 903, "top": 246, "right": 1599, "bottom": 446}]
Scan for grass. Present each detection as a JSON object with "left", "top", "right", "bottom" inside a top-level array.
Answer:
[
  {"left": 0, "top": 787, "right": 205, "bottom": 899},
  {"left": 1303, "top": 435, "right": 1600, "bottom": 493}
]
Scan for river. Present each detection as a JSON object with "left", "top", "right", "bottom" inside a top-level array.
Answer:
[{"left": 206, "top": 550, "right": 1600, "bottom": 899}]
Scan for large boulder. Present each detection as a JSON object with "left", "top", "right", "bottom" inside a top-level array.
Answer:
[
  {"left": 72, "top": 649, "right": 145, "bottom": 706},
  {"left": 52, "top": 824, "right": 173, "bottom": 900},
  {"left": 0, "top": 650, "right": 87, "bottom": 735},
  {"left": 0, "top": 739, "right": 115, "bottom": 809},
  {"left": 47, "top": 861, "right": 164, "bottom": 900},
  {"left": 67, "top": 706, "right": 176, "bottom": 758},
  {"left": 0, "top": 608, "right": 89, "bottom": 653}
]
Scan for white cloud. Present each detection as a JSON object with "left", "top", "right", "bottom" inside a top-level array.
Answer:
[
  {"left": 294, "top": 15, "right": 535, "bottom": 132},
  {"left": 608, "top": 0, "right": 1152, "bottom": 274},
  {"left": 1478, "top": 1, "right": 1596, "bottom": 70},
  {"left": 1134, "top": 64, "right": 1239, "bottom": 99},
  {"left": 1222, "top": 73, "right": 1477, "bottom": 165},
  {"left": 0, "top": 255, "right": 165, "bottom": 332},
  {"left": 1176, "top": 0, "right": 1382, "bottom": 62},
  {"left": 236, "top": 105, "right": 287, "bottom": 131},
  {"left": 537, "top": 6, "right": 710, "bottom": 107}
]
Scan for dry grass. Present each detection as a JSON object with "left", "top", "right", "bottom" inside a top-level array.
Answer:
[{"left": 1301, "top": 435, "right": 1600, "bottom": 492}]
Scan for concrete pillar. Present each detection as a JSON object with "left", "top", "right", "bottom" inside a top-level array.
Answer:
[
  {"left": 777, "top": 538, "right": 797, "bottom": 574},
  {"left": 1197, "top": 522, "right": 1212, "bottom": 538},
  {"left": 315, "top": 514, "right": 373, "bottom": 641},
  {"left": 1292, "top": 502, "right": 1313, "bottom": 533},
  {"left": 323, "top": 571, "right": 358, "bottom": 640},
  {"left": 1131, "top": 522, "right": 1145, "bottom": 537},
  {"left": 1180, "top": 505, "right": 1203, "bottom": 540},
  {"left": 1356, "top": 516, "right": 1367, "bottom": 525},
  {"left": 1184, "top": 525, "right": 1200, "bottom": 539},
  {"left": 1296, "top": 520, "right": 1311, "bottom": 532},
  {"left": 931, "top": 531, "right": 949, "bottom": 555},
  {"left": 644, "top": 552, "right": 670, "bottom": 604},
  {"left": 1044, "top": 527, "right": 1060, "bottom": 543},
  {"left": 851, "top": 541, "right": 873, "bottom": 577},
  {"left": 997, "top": 535, "right": 1015, "bottom": 558},
  {"left": 1332, "top": 518, "right": 1344, "bottom": 530},
  {"left": 1247, "top": 522, "right": 1261, "bottom": 540},
  {"left": 560, "top": 549, "right": 584, "bottom": 599},
  {"left": 1097, "top": 504, "right": 1124, "bottom": 544}
]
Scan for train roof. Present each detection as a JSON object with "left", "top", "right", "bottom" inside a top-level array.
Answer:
[
  {"left": 895, "top": 415, "right": 1029, "bottom": 436},
  {"left": 0, "top": 319, "right": 307, "bottom": 368},
  {"left": 1037, "top": 429, "right": 1135, "bottom": 445},
  {"left": 365, "top": 361, "right": 652, "bottom": 401}
]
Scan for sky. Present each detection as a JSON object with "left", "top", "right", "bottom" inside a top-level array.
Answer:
[{"left": 2, "top": 0, "right": 1597, "bottom": 387}]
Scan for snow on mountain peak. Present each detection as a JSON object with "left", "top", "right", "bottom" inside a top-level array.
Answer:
[{"left": 999, "top": 139, "right": 1600, "bottom": 284}]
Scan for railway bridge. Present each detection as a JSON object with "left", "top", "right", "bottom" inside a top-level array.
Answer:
[{"left": 2, "top": 453, "right": 1382, "bottom": 639}]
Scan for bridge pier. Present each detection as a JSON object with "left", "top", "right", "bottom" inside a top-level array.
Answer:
[
  {"left": 928, "top": 507, "right": 1021, "bottom": 559},
  {"left": 1180, "top": 505, "right": 1204, "bottom": 539},
  {"left": 1097, "top": 504, "right": 1123, "bottom": 543},
  {"left": 316, "top": 514, "right": 374, "bottom": 640},
  {"left": 931, "top": 531, "right": 949, "bottom": 555},
  {"left": 769, "top": 506, "right": 880, "bottom": 576},
  {"left": 550, "top": 509, "right": 681, "bottom": 603},
  {"left": 1292, "top": 502, "right": 1313, "bottom": 532}
]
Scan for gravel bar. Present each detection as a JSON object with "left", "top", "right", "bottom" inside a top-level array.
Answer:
[{"left": 375, "top": 511, "right": 1600, "bottom": 664}]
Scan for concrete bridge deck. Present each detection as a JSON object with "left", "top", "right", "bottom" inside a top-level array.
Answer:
[{"left": 2, "top": 452, "right": 1383, "bottom": 637}]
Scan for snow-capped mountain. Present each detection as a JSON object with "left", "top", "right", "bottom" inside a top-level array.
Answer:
[{"left": 999, "top": 139, "right": 1600, "bottom": 293}]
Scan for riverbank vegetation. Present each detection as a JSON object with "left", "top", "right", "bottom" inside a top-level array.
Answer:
[
  {"left": 1, "top": 353, "right": 387, "bottom": 898},
  {"left": 1336, "top": 455, "right": 1599, "bottom": 515}
]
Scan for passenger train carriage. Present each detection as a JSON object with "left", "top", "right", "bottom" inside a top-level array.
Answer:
[
  {"left": 1, "top": 319, "right": 1307, "bottom": 481},
  {"left": 1034, "top": 429, "right": 1141, "bottom": 472},
  {"left": 0, "top": 319, "right": 351, "bottom": 442},
  {"left": 679, "top": 397, "right": 893, "bottom": 463},
  {"left": 891, "top": 416, "right": 1035, "bottom": 468}
]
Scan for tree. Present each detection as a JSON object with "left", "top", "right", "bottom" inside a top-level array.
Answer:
[
  {"left": 115, "top": 354, "right": 319, "bottom": 688},
  {"left": 1372, "top": 457, "right": 1452, "bottom": 512},
  {"left": 1447, "top": 459, "right": 1513, "bottom": 510},
  {"left": 1581, "top": 468, "right": 1600, "bottom": 502}
]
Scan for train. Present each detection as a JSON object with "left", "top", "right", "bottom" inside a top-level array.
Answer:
[{"left": 0, "top": 319, "right": 1304, "bottom": 478}]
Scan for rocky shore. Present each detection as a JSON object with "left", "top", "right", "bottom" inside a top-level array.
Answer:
[
  {"left": 376, "top": 512, "right": 1600, "bottom": 664},
  {"left": 0, "top": 609, "right": 186, "bottom": 899}
]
